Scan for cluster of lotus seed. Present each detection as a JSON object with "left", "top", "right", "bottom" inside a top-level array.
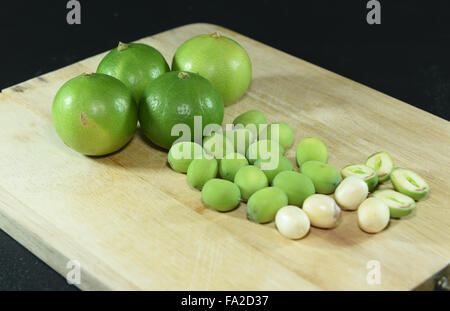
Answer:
[{"left": 168, "top": 110, "right": 430, "bottom": 240}]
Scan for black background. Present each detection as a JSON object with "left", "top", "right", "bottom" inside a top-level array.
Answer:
[{"left": 0, "top": 0, "right": 449, "bottom": 290}]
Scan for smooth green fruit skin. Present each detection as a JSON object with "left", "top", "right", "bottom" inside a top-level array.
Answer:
[
  {"left": 341, "top": 164, "right": 379, "bottom": 192},
  {"left": 97, "top": 43, "right": 169, "bottom": 104},
  {"left": 172, "top": 33, "right": 252, "bottom": 106},
  {"left": 52, "top": 73, "right": 137, "bottom": 156},
  {"left": 225, "top": 128, "right": 255, "bottom": 156},
  {"left": 139, "top": 71, "right": 224, "bottom": 150},
  {"left": 203, "top": 132, "right": 234, "bottom": 160},
  {"left": 372, "top": 189, "right": 415, "bottom": 218},
  {"left": 390, "top": 168, "right": 430, "bottom": 201},
  {"left": 202, "top": 179, "right": 241, "bottom": 212},
  {"left": 219, "top": 153, "right": 249, "bottom": 181},
  {"left": 168, "top": 142, "right": 205, "bottom": 173},
  {"left": 254, "top": 155, "right": 294, "bottom": 184},
  {"left": 264, "top": 122, "right": 294, "bottom": 150},
  {"left": 247, "top": 187, "right": 289, "bottom": 224},
  {"left": 296, "top": 137, "right": 328, "bottom": 166},
  {"left": 300, "top": 160, "right": 341, "bottom": 194},
  {"left": 233, "top": 110, "right": 267, "bottom": 138},
  {"left": 246, "top": 140, "right": 285, "bottom": 164},
  {"left": 272, "top": 171, "right": 315, "bottom": 206},
  {"left": 366, "top": 151, "right": 394, "bottom": 182},
  {"left": 187, "top": 158, "right": 218, "bottom": 190},
  {"left": 234, "top": 165, "right": 268, "bottom": 201}
]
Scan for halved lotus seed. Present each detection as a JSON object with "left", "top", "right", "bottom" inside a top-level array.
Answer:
[
  {"left": 234, "top": 165, "right": 269, "bottom": 201},
  {"left": 341, "top": 164, "right": 379, "bottom": 192},
  {"left": 246, "top": 139, "right": 285, "bottom": 164},
  {"left": 203, "top": 132, "right": 234, "bottom": 160},
  {"left": 167, "top": 141, "right": 205, "bottom": 173},
  {"left": 275, "top": 206, "right": 310, "bottom": 239},
  {"left": 272, "top": 171, "right": 315, "bottom": 206},
  {"left": 302, "top": 194, "right": 341, "bottom": 229},
  {"left": 187, "top": 158, "right": 218, "bottom": 190},
  {"left": 366, "top": 151, "right": 394, "bottom": 182},
  {"left": 263, "top": 122, "right": 294, "bottom": 150},
  {"left": 300, "top": 160, "right": 342, "bottom": 194},
  {"left": 202, "top": 179, "right": 241, "bottom": 212},
  {"left": 296, "top": 137, "right": 328, "bottom": 166},
  {"left": 254, "top": 155, "right": 294, "bottom": 184},
  {"left": 233, "top": 110, "right": 267, "bottom": 139},
  {"left": 372, "top": 189, "right": 415, "bottom": 218},
  {"left": 334, "top": 176, "right": 369, "bottom": 211},
  {"left": 390, "top": 168, "right": 430, "bottom": 201},
  {"left": 247, "top": 187, "right": 288, "bottom": 223},
  {"left": 219, "top": 153, "right": 249, "bottom": 181},
  {"left": 357, "top": 197, "right": 390, "bottom": 233}
]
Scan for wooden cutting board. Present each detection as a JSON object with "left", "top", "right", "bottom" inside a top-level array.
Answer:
[{"left": 0, "top": 23, "right": 449, "bottom": 291}]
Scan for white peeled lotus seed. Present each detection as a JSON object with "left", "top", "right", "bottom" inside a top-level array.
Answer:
[
  {"left": 302, "top": 194, "right": 341, "bottom": 229},
  {"left": 334, "top": 176, "right": 369, "bottom": 211},
  {"left": 357, "top": 197, "right": 390, "bottom": 233},
  {"left": 275, "top": 206, "right": 310, "bottom": 240}
]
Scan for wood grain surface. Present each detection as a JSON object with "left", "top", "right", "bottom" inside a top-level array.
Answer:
[{"left": 0, "top": 23, "right": 449, "bottom": 290}]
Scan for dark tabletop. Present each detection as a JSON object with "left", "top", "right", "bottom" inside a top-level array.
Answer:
[{"left": 0, "top": 0, "right": 449, "bottom": 290}]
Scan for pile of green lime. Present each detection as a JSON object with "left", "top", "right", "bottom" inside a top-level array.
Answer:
[
  {"left": 52, "top": 32, "right": 431, "bottom": 241},
  {"left": 52, "top": 32, "right": 252, "bottom": 155}
]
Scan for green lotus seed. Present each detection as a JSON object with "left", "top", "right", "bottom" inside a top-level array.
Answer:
[
  {"left": 341, "top": 164, "right": 379, "bottom": 192},
  {"left": 233, "top": 110, "right": 267, "bottom": 138},
  {"left": 187, "top": 158, "right": 218, "bottom": 190},
  {"left": 246, "top": 139, "right": 285, "bottom": 164},
  {"left": 167, "top": 141, "right": 205, "bottom": 173},
  {"left": 219, "top": 153, "right": 249, "bottom": 181},
  {"left": 224, "top": 128, "right": 256, "bottom": 156},
  {"left": 296, "top": 137, "right": 328, "bottom": 166},
  {"left": 390, "top": 168, "right": 430, "bottom": 201},
  {"left": 254, "top": 155, "right": 294, "bottom": 184},
  {"left": 300, "top": 160, "right": 341, "bottom": 194},
  {"left": 263, "top": 122, "right": 294, "bottom": 150},
  {"left": 366, "top": 151, "right": 395, "bottom": 182},
  {"left": 247, "top": 187, "right": 289, "bottom": 223},
  {"left": 234, "top": 165, "right": 269, "bottom": 201},
  {"left": 372, "top": 189, "right": 415, "bottom": 218},
  {"left": 272, "top": 171, "right": 315, "bottom": 206},
  {"left": 203, "top": 132, "right": 234, "bottom": 161},
  {"left": 202, "top": 179, "right": 241, "bottom": 212}
]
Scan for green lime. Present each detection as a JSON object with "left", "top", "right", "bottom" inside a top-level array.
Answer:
[
  {"left": 52, "top": 73, "right": 137, "bottom": 156},
  {"left": 172, "top": 32, "right": 252, "bottom": 106},
  {"left": 139, "top": 71, "right": 224, "bottom": 150},
  {"left": 97, "top": 42, "right": 169, "bottom": 103}
]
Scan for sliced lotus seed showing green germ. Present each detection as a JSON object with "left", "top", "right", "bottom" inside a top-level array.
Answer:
[
  {"left": 234, "top": 165, "right": 268, "bottom": 201},
  {"left": 390, "top": 168, "right": 430, "bottom": 201},
  {"left": 247, "top": 187, "right": 288, "bottom": 224},
  {"left": 167, "top": 141, "right": 205, "bottom": 173},
  {"left": 246, "top": 139, "right": 285, "bottom": 164},
  {"left": 300, "top": 160, "right": 341, "bottom": 194},
  {"left": 224, "top": 128, "right": 256, "bottom": 156},
  {"left": 232, "top": 110, "right": 267, "bottom": 138},
  {"left": 296, "top": 137, "right": 328, "bottom": 166},
  {"left": 366, "top": 151, "right": 395, "bottom": 183},
  {"left": 203, "top": 132, "right": 234, "bottom": 161},
  {"left": 202, "top": 179, "right": 241, "bottom": 212},
  {"left": 263, "top": 122, "right": 294, "bottom": 150},
  {"left": 219, "top": 153, "right": 249, "bottom": 181},
  {"left": 372, "top": 189, "right": 415, "bottom": 218},
  {"left": 187, "top": 158, "right": 218, "bottom": 190},
  {"left": 272, "top": 171, "right": 315, "bottom": 206},
  {"left": 254, "top": 155, "right": 294, "bottom": 184},
  {"left": 341, "top": 164, "right": 379, "bottom": 192}
]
